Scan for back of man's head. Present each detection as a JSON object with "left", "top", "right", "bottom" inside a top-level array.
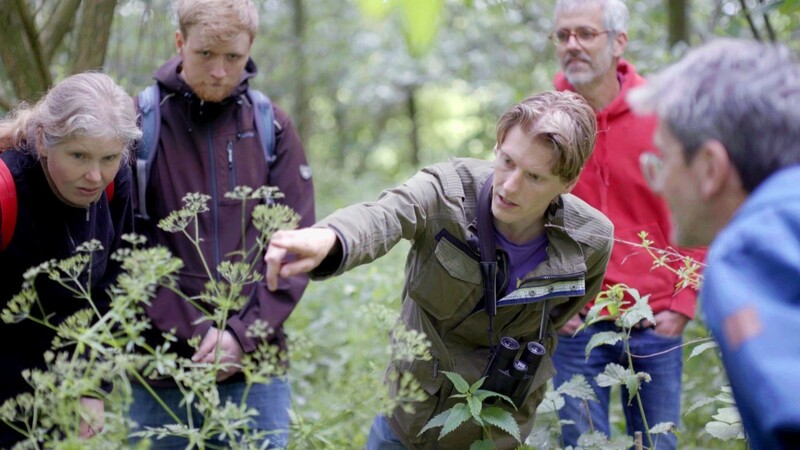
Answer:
[
  {"left": 629, "top": 38, "right": 800, "bottom": 193},
  {"left": 496, "top": 91, "right": 597, "bottom": 182},
  {"left": 177, "top": 0, "right": 258, "bottom": 44},
  {"left": 554, "top": 0, "right": 629, "bottom": 34}
]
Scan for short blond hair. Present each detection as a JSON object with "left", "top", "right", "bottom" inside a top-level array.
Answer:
[
  {"left": 177, "top": 0, "right": 258, "bottom": 44},
  {"left": 496, "top": 91, "right": 597, "bottom": 182}
]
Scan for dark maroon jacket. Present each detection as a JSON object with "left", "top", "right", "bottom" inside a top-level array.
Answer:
[{"left": 133, "top": 57, "right": 314, "bottom": 384}]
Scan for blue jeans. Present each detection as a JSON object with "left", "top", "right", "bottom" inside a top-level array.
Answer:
[
  {"left": 552, "top": 321, "right": 682, "bottom": 450},
  {"left": 366, "top": 415, "right": 406, "bottom": 450},
  {"left": 128, "top": 377, "right": 291, "bottom": 449}
]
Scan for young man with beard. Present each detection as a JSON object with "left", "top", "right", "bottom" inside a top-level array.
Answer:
[
  {"left": 129, "top": 1, "right": 314, "bottom": 448},
  {"left": 549, "top": 1, "right": 703, "bottom": 448},
  {"left": 629, "top": 38, "right": 800, "bottom": 450}
]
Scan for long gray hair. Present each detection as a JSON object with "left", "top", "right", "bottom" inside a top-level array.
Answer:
[{"left": 0, "top": 72, "right": 141, "bottom": 159}]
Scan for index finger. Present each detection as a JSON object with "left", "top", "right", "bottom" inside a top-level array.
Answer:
[{"left": 265, "top": 243, "right": 289, "bottom": 291}]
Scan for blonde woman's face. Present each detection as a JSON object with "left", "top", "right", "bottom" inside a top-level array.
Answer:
[{"left": 43, "top": 136, "right": 124, "bottom": 207}]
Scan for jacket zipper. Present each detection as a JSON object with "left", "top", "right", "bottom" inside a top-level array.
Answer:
[
  {"left": 207, "top": 128, "right": 222, "bottom": 275},
  {"left": 227, "top": 140, "right": 237, "bottom": 190}
]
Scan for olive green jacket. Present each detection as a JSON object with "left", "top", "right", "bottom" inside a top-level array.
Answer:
[{"left": 314, "top": 158, "right": 613, "bottom": 449}]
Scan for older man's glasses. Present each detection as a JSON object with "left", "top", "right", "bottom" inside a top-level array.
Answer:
[
  {"left": 549, "top": 27, "right": 611, "bottom": 46},
  {"left": 639, "top": 152, "right": 663, "bottom": 190}
]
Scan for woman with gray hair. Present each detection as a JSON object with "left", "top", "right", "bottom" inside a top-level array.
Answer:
[{"left": 0, "top": 72, "right": 141, "bottom": 447}]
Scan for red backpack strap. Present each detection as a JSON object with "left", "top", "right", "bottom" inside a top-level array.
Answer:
[
  {"left": 0, "top": 158, "right": 18, "bottom": 251},
  {"left": 105, "top": 181, "right": 114, "bottom": 202}
]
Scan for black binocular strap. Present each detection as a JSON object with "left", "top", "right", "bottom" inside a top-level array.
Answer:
[
  {"left": 477, "top": 174, "right": 552, "bottom": 347},
  {"left": 477, "top": 175, "right": 498, "bottom": 347}
]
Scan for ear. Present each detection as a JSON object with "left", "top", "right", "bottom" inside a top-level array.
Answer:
[
  {"left": 174, "top": 30, "right": 185, "bottom": 55},
  {"left": 693, "top": 140, "right": 734, "bottom": 199},
  {"left": 612, "top": 31, "right": 628, "bottom": 59}
]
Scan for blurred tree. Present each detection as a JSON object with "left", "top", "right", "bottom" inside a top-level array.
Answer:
[
  {"left": 0, "top": 0, "right": 118, "bottom": 110},
  {"left": 668, "top": 0, "right": 690, "bottom": 47}
]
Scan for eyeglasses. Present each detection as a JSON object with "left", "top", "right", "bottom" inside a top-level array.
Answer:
[
  {"left": 639, "top": 152, "right": 663, "bottom": 190},
  {"left": 549, "top": 27, "right": 611, "bottom": 46}
]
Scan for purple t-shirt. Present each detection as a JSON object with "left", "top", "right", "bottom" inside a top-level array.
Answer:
[{"left": 495, "top": 230, "right": 549, "bottom": 296}]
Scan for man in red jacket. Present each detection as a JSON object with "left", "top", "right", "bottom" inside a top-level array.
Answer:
[{"left": 549, "top": 1, "right": 702, "bottom": 448}]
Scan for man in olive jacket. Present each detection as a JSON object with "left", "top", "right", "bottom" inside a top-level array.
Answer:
[{"left": 266, "top": 91, "right": 613, "bottom": 449}]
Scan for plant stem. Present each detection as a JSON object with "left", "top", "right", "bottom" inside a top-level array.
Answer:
[
  {"left": 625, "top": 330, "right": 654, "bottom": 449},
  {"left": 129, "top": 370, "right": 183, "bottom": 424}
]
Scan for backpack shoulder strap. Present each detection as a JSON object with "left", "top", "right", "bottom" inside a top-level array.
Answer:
[
  {"left": 247, "top": 88, "right": 277, "bottom": 172},
  {"left": 105, "top": 181, "right": 115, "bottom": 202},
  {"left": 0, "top": 158, "right": 18, "bottom": 252},
  {"left": 136, "top": 84, "right": 161, "bottom": 220}
]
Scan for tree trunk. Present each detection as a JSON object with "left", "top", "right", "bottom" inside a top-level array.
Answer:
[
  {"left": 0, "top": 0, "right": 117, "bottom": 108},
  {"left": 0, "top": 0, "right": 51, "bottom": 102},
  {"left": 667, "top": 0, "right": 690, "bottom": 48},
  {"left": 70, "top": 0, "right": 118, "bottom": 73},
  {"left": 407, "top": 87, "right": 420, "bottom": 167},
  {"left": 291, "top": 0, "right": 311, "bottom": 146}
]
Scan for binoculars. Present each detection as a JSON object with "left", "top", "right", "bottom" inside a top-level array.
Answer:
[{"left": 481, "top": 336, "right": 546, "bottom": 406}]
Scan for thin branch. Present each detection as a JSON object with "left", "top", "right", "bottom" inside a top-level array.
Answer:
[
  {"left": 757, "top": 0, "right": 778, "bottom": 41},
  {"left": 738, "top": 0, "right": 763, "bottom": 40},
  {"left": 40, "top": 0, "right": 82, "bottom": 62},
  {"left": 12, "top": 0, "right": 51, "bottom": 86}
]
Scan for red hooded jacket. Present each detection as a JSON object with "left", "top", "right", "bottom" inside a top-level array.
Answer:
[{"left": 555, "top": 59, "right": 703, "bottom": 319}]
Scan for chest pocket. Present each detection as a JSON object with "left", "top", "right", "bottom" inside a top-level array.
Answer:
[{"left": 407, "top": 230, "right": 481, "bottom": 321}]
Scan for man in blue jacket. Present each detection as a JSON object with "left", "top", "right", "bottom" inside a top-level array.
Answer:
[{"left": 629, "top": 38, "right": 800, "bottom": 450}]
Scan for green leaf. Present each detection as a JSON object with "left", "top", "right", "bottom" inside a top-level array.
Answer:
[
  {"left": 356, "top": 0, "right": 395, "bottom": 19},
  {"left": 536, "top": 390, "right": 565, "bottom": 414},
  {"left": 705, "top": 421, "right": 745, "bottom": 440},
  {"left": 620, "top": 288, "right": 655, "bottom": 329},
  {"left": 595, "top": 363, "right": 627, "bottom": 388},
  {"left": 480, "top": 406, "right": 521, "bottom": 442},
  {"left": 576, "top": 430, "right": 609, "bottom": 446},
  {"left": 712, "top": 407, "right": 742, "bottom": 424},
  {"left": 605, "top": 435, "right": 637, "bottom": 449},
  {"left": 469, "top": 439, "right": 495, "bottom": 450},
  {"left": 398, "top": 0, "right": 444, "bottom": 57},
  {"left": 556, "top": 374, "right": 597, "bottom": 401},
  {"left": 443, "top": 370, "right": 470, "bottom": 394},
  {"left": 473, "top": 389, "right": 516, "bottom": 409},
  {"left": 440, "top": 403, "right": 472, "bottom": 438},
  {"left": 469, "top": 376, "right": 487, "bottom": 393},
  {"left": 467, "top": 396, "right": 482, "bottom": 420},
  {"left": 650, "top": 421, "right": 676, "bottom": 435},
  {"left": 585, "top": 331, "right": 624, "bottom": 359},
  {"left": 419, "top": 409, "right": 450, "bottom": 435},
  {"left": 623, "top": 371, "right": 651, "bottom": 403},
  {"left": 689, "top": 341, "right": 718, "bottom": 359},
  {"left": 686, "top": 397, "right": 716, "bottom": 415}
]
